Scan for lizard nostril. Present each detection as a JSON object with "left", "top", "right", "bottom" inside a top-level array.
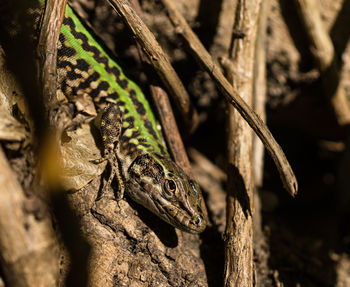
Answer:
[{"left": 192, "top": 215, "right": 202, "bottom": 226}]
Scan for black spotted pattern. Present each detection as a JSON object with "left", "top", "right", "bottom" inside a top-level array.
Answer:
[{"left": 57, "top": 10, "right": 168, "bottom": 158}]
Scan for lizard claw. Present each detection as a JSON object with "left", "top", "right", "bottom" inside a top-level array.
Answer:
[{"left": 90, "top": 157, "right": 107, "bottom": 164}]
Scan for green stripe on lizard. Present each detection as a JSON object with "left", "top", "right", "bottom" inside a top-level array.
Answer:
[
  {"left": 59, "top": 5, "right": 164, "bottom": 155},
  {"left": 55, "top": 3, "right": 206, "bottom": 233}
]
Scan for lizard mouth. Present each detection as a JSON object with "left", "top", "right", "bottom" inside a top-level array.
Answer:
[
  {"left": 126, "top": 176, "right": 206, "bottom": 233},
  {"left": 155, "top": 196, "right": 206, "bottom": 233}
]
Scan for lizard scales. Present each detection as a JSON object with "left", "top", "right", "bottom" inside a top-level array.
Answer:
[{"left": 56, "top": 3, "right": 206, "bottom": 233}]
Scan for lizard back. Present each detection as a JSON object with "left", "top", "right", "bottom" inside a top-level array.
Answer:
[{"left": 57, "top": 5, "right": 167, "bottom": 158}]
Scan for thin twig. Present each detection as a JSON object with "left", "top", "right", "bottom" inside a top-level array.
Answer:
[
  {"left": 160, "top": 0, "right": 298, "bottom": 196},
  {"left": 150, "top": 86, "right": 193, "bottom": 175},
  {"left": 105, "top": 0, "right": 199, "bottom": 133}
]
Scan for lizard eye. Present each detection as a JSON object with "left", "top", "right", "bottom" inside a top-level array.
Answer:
[{"left": 164, "top": 179, "right": 176, "bottom": 196}]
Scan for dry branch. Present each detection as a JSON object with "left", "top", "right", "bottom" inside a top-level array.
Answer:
[
  {"left": 252, "top": 1, "right": 270, "bottom": 285},
  {"left": 105, "top": 0, "right": 199, "bottom": 133},
  {"left": 160, "top": 0, "right": 298, "bottom": 196},
  {"left": 252, "top": 0, "right": 268, "bottom": 187},
  {"left": 38, "top": 0, "right": 67, "bottom": 109},
  {"left": 149, "top": 86, "right": 194, "bottom": 176},
  {"left": 223, "top": 0, "right": 261, "bottom": 286}
]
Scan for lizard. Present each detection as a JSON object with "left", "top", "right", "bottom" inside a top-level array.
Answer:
[{"left": 50, "top": 2, "right": 206, "bottom": 233}]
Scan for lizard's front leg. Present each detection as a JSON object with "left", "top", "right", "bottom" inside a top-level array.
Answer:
[{"left": 99, "top": 104, "right": 125, "bottom": 201}]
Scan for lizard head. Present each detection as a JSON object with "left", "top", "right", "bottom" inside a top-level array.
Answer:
[{"left": 126, "top": 153, "right": 206, "bottom": 233}]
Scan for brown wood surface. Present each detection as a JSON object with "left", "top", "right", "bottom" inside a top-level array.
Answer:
[
  {"left": 1, "top": 0, "right": 350, "bottom": 286},
  {"left": 223, "top": 1, "right": 261, "bottom": 286}
]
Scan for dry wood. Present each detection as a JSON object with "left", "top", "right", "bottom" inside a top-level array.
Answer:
[
  {"left": 223, "top": 0, "right": 261, "bottom": 285},
  {"left": 211, "top": 0, "right": 237, "bottom": 58},
  {"left": 294, "top": 0, "right": 350, "bottom": 125},
  {"left": 38, "top": 0, "right": 67, "bottom": 108},
  {"left": 0, "top": 107, "right": 27, "bottom": 141},
  {"left": 150, "top": 86, "right": 194, "bottom": 176},
  {"left": 0, "top": 147, "right": 59, "bottom": 286},
  {"left": 105, "top": 0, "right": 199, "bottom": 133},
  {"left": 252, "top": 1, "right": 270, "bottom": 285},
  {"left": 252, "top": 0, "right": 268, "bottom": 188},
  {"left": 0, "top": 2, "right": 65, "bottom": 285},
  {"left": 37, "top": 0, "right": 73, "bottom": 136},
  {"left": 36, "top": 0, "right": 70, "bottom": 191},
  {"left": 160, "top": 0, "right": 298, "bottom": 196}
]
